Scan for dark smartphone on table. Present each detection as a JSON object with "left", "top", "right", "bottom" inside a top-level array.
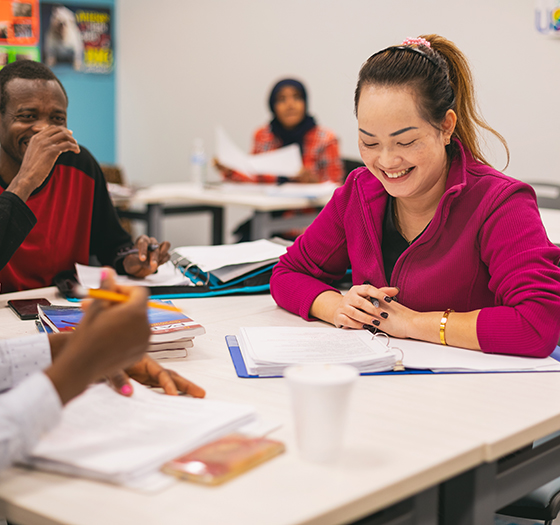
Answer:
[{"left": 7, "top": 298, "right": 51, "bottom": 320}]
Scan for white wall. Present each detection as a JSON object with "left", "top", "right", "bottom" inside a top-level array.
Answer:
[{"left": 117, "top": 0, "right": 560, "bottom": 246}]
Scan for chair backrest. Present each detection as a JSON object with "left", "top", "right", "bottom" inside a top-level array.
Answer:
[
  {"left": 342, "top": 158, "right": 365, "bottom": 181},
  {"left": 99, "top": 164, "right": 133, "bottom": 235},
  {"left": 100, "top": 164, "right": 126, "bottom": 185},
  {"left": 531, "top": 182, "right": 560, "bottom": 210}
]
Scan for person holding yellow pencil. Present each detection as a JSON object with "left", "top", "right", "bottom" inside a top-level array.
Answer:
[{"left": 0, "top": 268, "right": 205, "bottom": 471}]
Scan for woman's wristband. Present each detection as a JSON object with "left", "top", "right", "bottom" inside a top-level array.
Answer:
[{"left": 439, "top": 309, "right": 454, "bottom": 345}]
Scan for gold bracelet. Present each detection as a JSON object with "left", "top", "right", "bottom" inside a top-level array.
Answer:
[{"left": 439, "top": 309, "right": 454, "bottom": 346}]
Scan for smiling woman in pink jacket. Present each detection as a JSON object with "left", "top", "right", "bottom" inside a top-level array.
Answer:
[{"left": 270, "top": 34, "right": 560, "bottom": 357}]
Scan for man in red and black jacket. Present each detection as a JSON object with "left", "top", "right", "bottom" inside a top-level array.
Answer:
[{"left": 0, "top": 60, "right": 169, "bottom": 293}]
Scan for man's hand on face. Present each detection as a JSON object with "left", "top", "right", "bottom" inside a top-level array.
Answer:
[{"left": 7, "top": 125, "right": 80, "bottom": 202}]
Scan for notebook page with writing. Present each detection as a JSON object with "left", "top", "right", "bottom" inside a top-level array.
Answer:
[
  {"left": 76, "top": 262, "right": 192, "bottom": 289},
  {"left": 235, "top": 327, "right": 560, "bottom": 376},
  {"left": 238, "top": 327, "right": 397, "bottom": 376},
  {"left": 23, "top": 382, "right": 256, "bottom": 489}
]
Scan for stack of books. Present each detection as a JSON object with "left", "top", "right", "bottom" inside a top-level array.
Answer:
[
  {"left": 37, "top": 301, "right": 205, "bottom": 359},
  {"left": 147, "top": 302, "right": 205, "bottom": 358}
]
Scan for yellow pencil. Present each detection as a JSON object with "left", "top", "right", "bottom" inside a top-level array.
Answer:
[{"left": 87, "top": 289, "right": 183, "bottom": 313}]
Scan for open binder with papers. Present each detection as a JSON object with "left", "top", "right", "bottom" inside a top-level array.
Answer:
[
  {"left": 57, "top": 239, "right": 290, "bottom": 300},
  {"left": 226, "top": 327, "right": 560, "bottom": 378},
  {"left": 148, "top": 239, "right": 289, "bottom": 298}
]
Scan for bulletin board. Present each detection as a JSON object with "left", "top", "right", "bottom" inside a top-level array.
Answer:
[{"left": 0, "top": 0, "right": 40, "bottom": 68}]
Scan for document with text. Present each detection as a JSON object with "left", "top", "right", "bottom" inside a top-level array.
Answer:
[
  {"left": 216, "top": 126, "right": 302, "bottom": 177},
  {"left": 23, "top": 382, "right": 256, "bottom": 491},
  {"left": 234, "top": 327, "right": 560, "bottom": 376}
]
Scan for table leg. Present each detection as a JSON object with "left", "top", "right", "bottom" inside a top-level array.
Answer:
[
  {"left": 146, "top": 204, "right": 164, "bottom": 239},
  {"left": 249, "top": 209, "right": 323, "bottom": 241},
  {"left": 439, "top": 463, "right": 497, "bottom": 525},
  {"left": 440, "top": 434, "right": 560, "bottom": 525},
  {"left": 352, "top": 486, "right": 438, "bottom": 525},
  {"left": 210, "top": 206, "right": 224, "bottom": 245},
  {"left": 250, "top": 211, "right": 271, "bottom": 241}
]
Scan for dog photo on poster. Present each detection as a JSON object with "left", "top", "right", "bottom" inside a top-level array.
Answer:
[{"left": 40, "top": 2, "right": 113, "bottom": 74}]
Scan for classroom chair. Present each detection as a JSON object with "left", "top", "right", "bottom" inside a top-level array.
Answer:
[
  {"left": 497, "top": 432, "right": 560, "bottom": 525},
  {"left": 496, "top": 478, "right": 560, "bottom": 524},
  {"left": 531, "top": 182, "right": 560, "bottom": 210},
  {"left": 342, "top": 158, "right": 365, "bottom": 181},
  {"left": 99, "top": 164, "right": 133, "bottom": 235}
]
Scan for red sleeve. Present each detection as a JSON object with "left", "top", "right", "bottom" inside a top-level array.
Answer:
[{"left": 320, "top": 135, "right": 344, "bottom": 183}]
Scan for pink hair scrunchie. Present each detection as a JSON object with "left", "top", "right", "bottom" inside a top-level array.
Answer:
[{"left": 401, "top": 37, "right": 431, "bottom": 48}]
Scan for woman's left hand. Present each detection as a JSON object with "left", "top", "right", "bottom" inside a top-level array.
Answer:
[
  {"left": 331, "top": 284, "right": 418, "bottom": 340},
  {"left": 365, "top": 289, "right": 418, "bottom": 340},
  {"left": 107, "top": 355, "right": 206, "bottom": 398}
]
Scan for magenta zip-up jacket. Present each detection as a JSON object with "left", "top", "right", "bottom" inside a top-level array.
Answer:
[{"left": 270, "top": 141, "right": 560, "bottom": 357}]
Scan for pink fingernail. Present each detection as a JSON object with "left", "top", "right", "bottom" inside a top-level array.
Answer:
[
  {"left": 100, "top": 269, "right": 108, "bottom": 280},
  {"left": 120, "top": 384, "right": 132, "bottom": 395}
]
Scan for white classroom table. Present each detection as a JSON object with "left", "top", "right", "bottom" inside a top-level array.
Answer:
[
  {"left": 540, "top": 208, "right": 560, "bottom": 245},
  {"left": 2, "top": 288, "right": 560, "bottom": 525},
  {"left": 116, "top": 182, "right": 335, "bottom": 243},
  {"left": 116, "top": 182, "right": 560, "bottom": 247}
]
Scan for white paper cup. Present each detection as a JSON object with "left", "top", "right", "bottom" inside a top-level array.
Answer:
[{"left": 284, "top": 363, "right": 358, "bottom": 463}]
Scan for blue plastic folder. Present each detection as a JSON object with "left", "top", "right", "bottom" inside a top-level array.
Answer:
[{"left": 225, "top": 335, "right": 560, "bottom": 378}]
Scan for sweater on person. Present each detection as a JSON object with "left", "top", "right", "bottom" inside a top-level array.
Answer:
[
  {"left": 0, "top": 147, "right": 132, "bottom": 293},
  {"left": 270, "top": 140, "right": 560, "bottom": 357}
]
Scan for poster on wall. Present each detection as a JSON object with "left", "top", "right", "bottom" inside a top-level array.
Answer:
[
  {"left": 0, "top": 0, "right": 40, "bottom": 68},
  {"left": 40, "top": 2, "right": 113, "bottom": 74},
  {"left": 535, "top": 0, "right": 560, "bottom": 37}
]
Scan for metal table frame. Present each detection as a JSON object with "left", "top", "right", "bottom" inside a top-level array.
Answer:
[
  {"left": 117, "top": 204, "right": 224, "bottom": 244},
  {"left": 440, "top": 434, "right": 560, "bottom": 525}
]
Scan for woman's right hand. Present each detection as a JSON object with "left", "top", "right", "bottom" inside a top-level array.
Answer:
[
  {"left": 294, "top": 167, "right": 320, "bottom": 183},
  {"left": 335, "top": 284, "right": 399, "bottom": 329},
  {"left": 213, "top": 158, "right": 233, "bottom": 178},
  {"left": 312, "top": 284, "right": 399, "bottom": 330}
]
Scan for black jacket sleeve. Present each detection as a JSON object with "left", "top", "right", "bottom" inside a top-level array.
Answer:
[
  {"left": 77, "top": 149, "right": 134, "bottom": 268},
  {"left": 0, "top": 191, "right": 37, "bottom": 271}
]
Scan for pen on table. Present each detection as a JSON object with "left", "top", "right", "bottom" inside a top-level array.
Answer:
[
  {"left": 86, "top": 289, "right": 182, "bottom": 312},
  {"left": 118, "top": 244, "right": 160, "bottom": 258},
  {"left": 364, "top": 281, "right": 397, "bottom": 304}
]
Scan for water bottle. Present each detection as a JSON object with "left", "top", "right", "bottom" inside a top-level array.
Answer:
[{"left": 190, "top": 138, "right": 207, "bottom": 187}]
